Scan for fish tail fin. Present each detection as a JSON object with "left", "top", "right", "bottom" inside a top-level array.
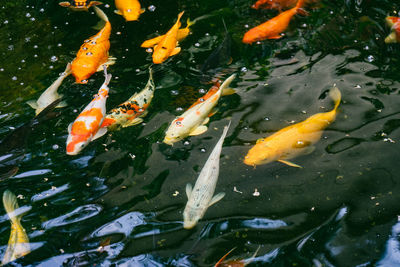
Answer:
[
  {"left": 220, "top": 120, "right": 231, "bottom": 140},
  {"left": 185, "top": 18, "right": 195, "bottom": 29},
  {"left": 103, "top": 67, "right": 112, "bottom": 86},
  {"left": 215, "top": 247, "right": 236, "bottom": 266},
  {"left": 177, "top": 11, "right": 185, "bottom": 23},
  {"left": 3, "top": 190, "right": 22, "bottom": 224},
  {"left": 296, "top": 0, "right": 305, "bottom": 9},
  {"left": 34, "top": 98, "right": 62, "bottom": 120},
  {"left": 94, "top": 6, "right": 109, "bottom": 22},
  {"left": 329, "top": 86, "right": 341, "bottom": 111},
  {"left": 64, "top": 62, "right": 72, "bottom": 76},
  {"left": 219, "top": 74, "right": 236, "bottom": 96}
]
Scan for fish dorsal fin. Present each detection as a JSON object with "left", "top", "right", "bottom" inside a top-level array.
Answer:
[
  {"left": 278, "top": 159, "right": 302, "bottom": 168},
  {"left": 189, "top": 125, "right": 208, "bottom": 136},
  {"left": 186, "top": 183, "right": 192, "bottom": 199},
  {"left": 68, "top": 123, "right": 73, "bottom": 134},
  {"left": 209, "top": 192, "right": 225, "bottom": 207},
  {"left": 92, "top": 127, "right": 107, "bottom": 140}
]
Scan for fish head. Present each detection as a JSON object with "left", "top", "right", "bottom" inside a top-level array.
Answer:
[
  {"left": 152, "top": 48, "right": 169, "bottom": 64},
  {"left": 66, "top": 134, "right": 90, "bottom": 155},
  {"left": 386, "top": 16, "right": 400, "bottom": 27},
  {"left": 122, "top": 9, "right": 143, "bottom": 21},
  {"left": 183, "top": 208, "right": 201, "bottom": 229},
  {"left": 243, "top": 141, "right": 276, "bottom": 166},
  {"left": 163, "top": 117, "right": 188, "bottom": 145}
]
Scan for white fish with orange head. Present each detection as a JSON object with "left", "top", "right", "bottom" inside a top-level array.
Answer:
[
  {"left": 183, "top": 121, "right": 230, "bottom": 229},
  {"left": 163, "top": 74, "right": 236, "bottom": 145},
  {"left": 66, "top": 67, "right": 111, "bottom": 155}
]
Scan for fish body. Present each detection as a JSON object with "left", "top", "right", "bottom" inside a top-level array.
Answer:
[
  {"left": 243, "top": 0, "right": 305, "bottom": 44},
  {"left": 27, "top": 63, "right": 71, "bottom": 115},
  {"left": 385, "top": 16, "right": 400, "bottom": 43},
  {"left": 114, "top": 0, "right": 145, "bottom": 21},
  {"left": 59, "top": 0, "right": 102, "bottom": 11},
  {"left": 183, "top": 122, "right": 230, "bottom": 229},
  {"left": 141, "top": 18, "right": 194, "bottom": 48},
  {"left": 71, "top": 7, "right": 114, "bottom": 84},
  {"left": 1, "top": 190, "right": 30, "bottom": 265},
  {"left": 163, "top": 74, "right": 235, "bottom": 145},
  {"left": 101, "top": 68, "right": 155, "bottom": 129},
  {"left": 152, "top": 11, "right": 184, "bottom": 64},
  {"left": 66, "top": 69, "right": 111, "bottom": 155},
  {"left": 251, "top": 0, "right": 298, "bottom": 10},
  {"left": 244, "top": 86, "right": 341, "bottom": 168},
  {"left": 215, "top": 247, "right": 260, "bottom": 267}
]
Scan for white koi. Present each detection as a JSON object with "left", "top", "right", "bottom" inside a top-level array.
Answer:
[
  {"left": 183, "top": 121, "right": 231, "bottom": 229},
  {"left": 163, "top": 74, "right": 236, "bottom": 145}
]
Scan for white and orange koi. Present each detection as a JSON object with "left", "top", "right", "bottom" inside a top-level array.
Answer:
[
  {"left": 163, "top": 74, "right": 236, "bottom": 145},
  {"left": 66, "top": 68, "right": 111, "bottom": 155},
  {"left": 101, "top": 68, "right": 155, "bottom": 129},
  {"left": 385, "top": 16, "right": 400, "bottom": 43}
]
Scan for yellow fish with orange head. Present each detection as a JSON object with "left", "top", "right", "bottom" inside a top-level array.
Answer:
[
  {"left": 151, "top": 11, "right": 185, "bottom": 64},
  {"left": 114, "top": 0, "right": 145, "bottom": 21},
  {"left": 244, "top": 86, "right": 341, "bottom": 168}
]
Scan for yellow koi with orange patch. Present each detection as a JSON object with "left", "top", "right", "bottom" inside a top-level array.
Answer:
[{"left": 244, "top": 86, "right": 341, "bottom": 168}]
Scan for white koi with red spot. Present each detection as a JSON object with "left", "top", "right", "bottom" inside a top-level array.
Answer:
[
  {"left": 66, "top": 68, "right": 111, "bottom": 155},
  {"left": 163, "top": 74, "right": 235, "bottom": 145}
]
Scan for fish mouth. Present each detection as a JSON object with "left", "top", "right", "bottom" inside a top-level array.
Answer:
[
  {"left": 183, "top": 221, "right": 197, "bottom": 229},
  {"left": 66, "top": 150, "right": 79, "bottom": 156}
]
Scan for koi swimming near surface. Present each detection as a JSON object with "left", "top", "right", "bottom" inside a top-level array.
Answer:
[
  {"left": 101, "top": 68, "right": 155, "bottom": 129},
  {"left": 59, "top": 0, "right": 102, "bottom": 11},
  {"left": 114, "top": 0, "right": 145, "bottom": 21},
  {"left": 66, "top": 67, "right": 111, "bottom": 155},
  {"left": 385, "top": 16, "right": 400, "bottom": 43},
  {"left": 244, "top": 86, "right": 341, "bottom": 168},
  {"left": 71, "top": 6, "right": 115, "bottom": 84}
]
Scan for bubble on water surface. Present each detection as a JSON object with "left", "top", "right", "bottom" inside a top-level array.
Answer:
[
  {"left": 148, "top": 5, "right": 156, "bottom": 12},
  {"left": 52, "top": 144, "right": 59, "bottom": 150},
  {"left": 50, "top": 56, "right": 58, "bottom": 62},
  {"left": 241, "top": 67, "right": 247, "bottom": 72},
  {"left": 26, "top": 12, "right": 31, "bottom": 18},
  {"left": 146, "top": 48, "right": 152, "bottom": 53},
  {"left": 200, "top": 148, "right": 206, "bottom": 153},
  {"left": 170, "top": 90, "right": 179, "bottom": 96},
  {"left": 39, "top": 8, "right": 44, "bottom": 12},
  {"left": 105, "top": 4, "right": 110, "bottom": 8},
  {"left": 176, "top": 107, "right": 183, "bottom": 111},
  {"left": 11, "top": 76, "right": 17, "bottom": 81},
  {"left": 184, "top": 141, "right": 190, "bottom": 146},
  {"left": 194, "top": 43, "right": 200, "bottom": 47},
  {"left": 366, "top": 55, "right": 374, "bottom": 62},
  {"left": 199, "top": 88, "right": 206, "bottom": 94}
]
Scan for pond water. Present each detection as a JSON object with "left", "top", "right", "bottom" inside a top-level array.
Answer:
[{"left": 0, "top": 0, "right": 400, "bottom": 266}]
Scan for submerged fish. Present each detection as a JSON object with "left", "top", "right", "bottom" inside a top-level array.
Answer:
[
  {"left": 27, "top": 63, "right": 71, "bottom": 115},
  {"left": 151, "top": 11, "right": 185, "bottom": 64},
  {"left": 66, "top": 68, "right": 111, "bottom": 155},
  {"left": 1, "top": 190, "right": 30, "bottom": 265},
  {"left": 71, "top": 6, "right": 115, "bottom": 84},
  {"left": 244, "top": 86, "right": 341, "bottom": 168},
  {"left": 183, "top": 122, "right": 230, "bottom": 229},
  {"left": 385, "top": 16, "right": 400, "bottom": 43},
  {"left": 59, "top": 0, "right": 102, "bottom": 11},
  {"left": 215, "top": 246, "right": 260, "bottom": 267},
  {"left": 101, "top": 68, "right": 155, "bottom": 129},
  {"left": 252, "top": 0, "right": 298, "bottom": 10},
  {"left": 163, "top": 74, "right": 236, "bottom": 145},
  {"left": 243, "top": 0, "right": 306, "bottom": 44},
  {"left": 114, "top": 0, "right": 145, "bottom": 21}
]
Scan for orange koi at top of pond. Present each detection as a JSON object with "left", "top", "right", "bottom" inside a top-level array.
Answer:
[
  {"left": 151, "top": 11, "right": 185, "bottom": 64},
  {"left": 59, "top": 0, "right": 102, "bottom": 11},
  {"left": 244, "top": 86, "right": 341, "bottom": 168},
  {"left": 243, "top": 0, "right": 307, "bottom": 44},
  {"left": 251, "top": 0, "right": 298, "bottom": 11},
  {"left": 385, "top": 16, "right": 400, "bottom": 43},
  {"left": 66, "top": 68, "right": 111, "bottom": 155},
  {"left": 71, "top": 6, "right": 115, "bottom": 84},
  {"left": 114, "top": 0, "right": 145, "bottom": 21}
]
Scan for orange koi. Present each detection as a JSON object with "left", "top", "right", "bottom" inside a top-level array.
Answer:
[
  {"left": 71, "top": 6, "right": 115, "bottom": 84},
  {"left": 243, "top": 0, "right": 306, "bottom": 44},
  {"left": 141, "top": 18, "right": 194, "bottom": 48},
  {"left": 385, "top": 16, "right": 400, "bottom": 43},
  {"left": 151, "top": 11, "right": 185, "bottom": 64},
  {"left": 59, "top": 0, "right": 102, "bottom": 11},
  {"left": 215, "top": 247, "right": 260, "bottom": 267},
  {"left": 66, "top": 68, "right": 111, "bottom": 155},
  {"left": 114, "top": 0, "right": 145, "bottom": 21},
  {"left": 251, "top": 0, "right": 297, "bottom": 10}
]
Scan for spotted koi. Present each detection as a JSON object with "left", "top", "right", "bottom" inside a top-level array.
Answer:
[
  {"left": 66, "top": 67, "right": 111, "bottom": 155},
  {"left": 71, "top": 6, "right": 115, "bottom": 84},
  {"left": 101, "top": 68, "right": 155, "bottom": 129},
  {"left": 59, "top": 0, "right": 102, "bottom": 11}
]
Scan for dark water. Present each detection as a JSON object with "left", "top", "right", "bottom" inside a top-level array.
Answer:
[{"left": 0, "top": 0, "right": 400, "bottom": 266}]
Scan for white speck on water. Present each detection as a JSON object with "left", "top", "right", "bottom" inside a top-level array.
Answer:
[
  {"left": 366, "top": 55, "right": 374, "bottom": 62},
  {"left": 49, "top": 65, "right": 54, "bottom": 69},
  {"left": 25, "top": 37, "right": 31, "bottom": 42},
  {"left": 264, "top": 117, "right": 270, "bottom": 121},
  {"left": 0, "top": 68, "right": 4, "bottom": 71},
  {"left": 205, "top": 33, "right": 210, "bottom": 36},
  {"left": 52, "top": 144, "right": 59, "bottom": 150},
  {"left": 241, "top": 67, "right": 247, "bottom": 72},
  {"left": 194, "top": 43, "right": 200, "bottom": 47},
  {"left": 146, "top": 48, "right": 153, "bottom": 53},
  {"left": 11, "top": 76, "right": 17, "bottom": 81},
  {"left": 73, "top": 109, "right": 78, "bottom": 113},
  {"left": 20, "top": 82, "right": 24, "bottom": 85},
  {"left": 30, "top": 17, "right": 35, "bottom": 21},
  {"left": 105, "top": 4, "right": 110, "bottom": 8},
  {"left": 176, "top": 107, "right": 183, "bottom": 111},
  {"left": 256, "top": 41, "right": 261, "bottom": 45},
  {"left": 116, "top": 32, "right": 121, "bottom": 35},
  {"left": 184, "top": 141, "right": 190, "bottom": 146},
  {"left": 233, "top": 186, "right": 243, "bottom": 194},
  {"left": 21, "top": 59, "right": 25, "bottom": 63},
  {"left": 8, "top": 45, "right": 14, "bottom": 50},
  {"left": 65, "top": 22, "right": 68, "bottom": 25},
  {"left": 26, "top": 12, "right": 31, "bottom": 18},
  {"left": 199, "top": 88, "right": 206, "bottom": 94},
  {"left": 4, "top": 20, "right": 8, "bottom": 24},
  {"left": 244, "top": 24, "right": 249, "bottom": 28},
  {"left": 135, "top": 69, "right": 140, "bottom": 72},
  {"left": 170, "top": 90, "right": 179, "bottom": 96},
  {"left": 148, "top": 5, "right": 156, "bottom": 11},
  {"left": 172, "top": 191, "right": 179, "bottom": 196},
  {"left": 39, "top": 8, "right": 44, "bottom": 12},
  {"left": 253, "top": 188, "right": 260, "bottom": 196},
  {"left": 200, "top": 148, "right": 206, "bottom": 153},
  {"left": 364, "top": 45, "right": 369, "bottom": 50},
  {"left": 354, "top": 84, "right": 361, "bottom": 88},
  {"left": 57, "top": 43, "right": 62, "bottom": 47},
  {"left": 50, "top": 56, "right": 58, "bottom": 62},
  {"left": 34, "top": 54, "right": 38, "bottom": 58},
  {"left": 33, "top": 45, "right": 38, "bottom": 49}
]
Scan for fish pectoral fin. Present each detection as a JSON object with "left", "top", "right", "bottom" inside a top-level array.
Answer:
[
  {"left": 208, "top": 108, "right": 218, "bottom": 117},
  {"left": 222, "top": 88, "right": 236, "bottom": 96},
  {"left": 189, "top": 125, "right": 208, "bottom": 136},
  {"left": 57, "top": 101, "right": 68, "bottom": 108},
  {"left": 68, "top": 123, "right": 73, "bottom": 134},
  {"left": 278, "top": 159, "right": 303, "bottom": 168},
  {"left": 26, "top": 100, "right": 38, "bottom": 109},
  {"left": 92, "top": 127, "right": 107, "bottom": 140},
  {"left": 114, "top": 9, "right": 123, "bottom": 15},
  {"left": 209, "top": 192, "right": 225, "bottom": 207},
  {"left": 171, "top": 47, "right": 181, "bottom": 56},
  {"left": 186, "top": 183, "right": 192, "bottom": 199},
  {"left": 140, "top": 8, "right": 145, "bottom": 14},
  {"left": 96, "top": 58, "right": 117, "bottom": 72},
  {"left": 268, "top": 35, "right": 283, "bottom": 40},
  {"left": 122, "top": 117, "right": 143, "bottom": 127},
  {"left": 202, "top": 117, "right": 210, "bottom": 125}
]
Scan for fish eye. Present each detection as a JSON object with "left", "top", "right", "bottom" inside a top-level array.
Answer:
[
  {"left": 176, "top": 121, "right": 181, "bottom": 125},
  {"left": 161, "top": 46, "right": 167, "bottom": 50},
  {"left": 86, "top": 52, "right": 93, "bottom": 56}
]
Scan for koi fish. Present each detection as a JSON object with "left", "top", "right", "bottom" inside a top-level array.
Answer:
[
  {"left": 101, "top": 68, "right": 155, "bottom": 129},
  {"left": 66, "top": 68, "right": 111, "bottom": 155},
  {"left": 163, "top": 74, "right": 236, "bottom": 145},
  {"left": 215, "top": 246, "right": 260, "bottom": 267},
  {"left": 114, "top": 0, "right": 145, "bottom": 21},
  {"left": 1, "top": 190, "right": 30, "bottom": 265},
  {"left": 71, "top": 6, "right": 115, "bottom": 84},
  {"left": 27, "top": 63, "right": 71, "bottom": 115},
  {"left": 151, "top": 11, "right": 185, "bottom": 64},
  {"left": 243, "top": 0, "right": 306, "bottom": 44},
  {"left": 244, "top": 86, "right": 341, "bottom": 168},
  {"left": 59, "top": 0, "right": 102, "bottom": 11},
  {"left": 251, "top": 0, "right": 298, "bottom": 10},
  {"left": 141, "top": 18, "right": 194, "bottom": 48},
  {"left": 385, "top": 16, "right": 400, "bottom": 43},
  {"left": 183, "top": 121, "right": 230, "bottom": 229}
]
